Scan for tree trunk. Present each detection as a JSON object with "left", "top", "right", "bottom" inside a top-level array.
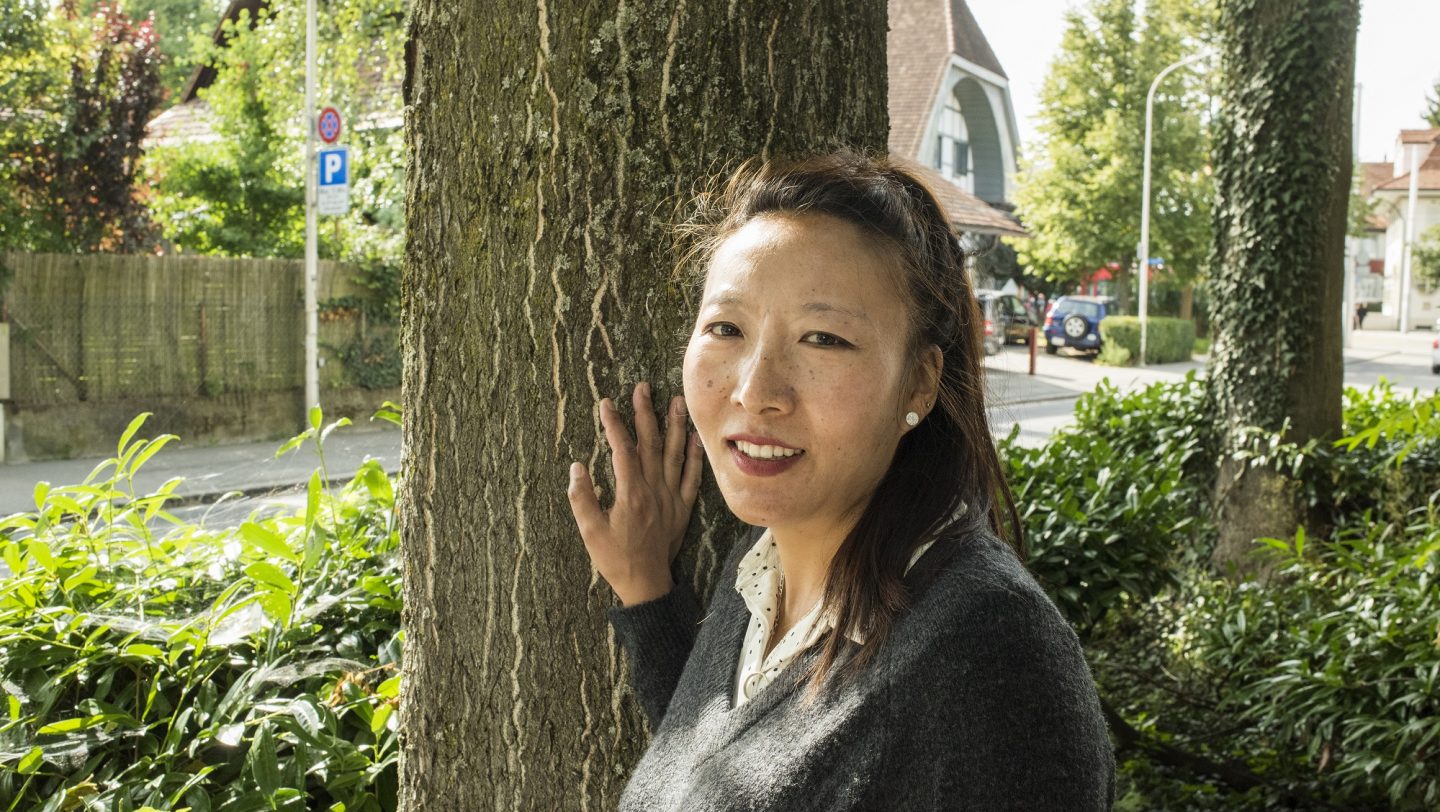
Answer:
[
  {"left": 397, "top": 2, "right": 888, "bottom": 809},
  {"left": 1179, "top": 282, "right": 1193, "bottom": 322},
  {"left": 1206, "top": 0, "right": 1357, "bottom": 574}
]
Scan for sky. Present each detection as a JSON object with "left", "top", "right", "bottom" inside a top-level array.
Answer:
[{"left": 965, "top": 0, "right": 1440, "bottom": 164}]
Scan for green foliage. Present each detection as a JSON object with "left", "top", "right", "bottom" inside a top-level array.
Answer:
[
  {"left": 1410, "top": 223, "right": 1440, "bottom": 290},
  {"left": 999, "top": 373, "right": 1217, "bottom": 635},
  {"left": 1060, "top": 376, "right": 1440, "bottom": 808},
  {"left": 1347, "top": 163, "right": 1381, "bottom": 239},
  {"left": 118, "top": 0, "right": 226, "bottom": 102},
  {"left": 0, "top": 411, "right": 401, "bottom": 810},
  {"left": 144, "top": 0, "right": 405, "bottom": 269},
  {"left": 1096, "top": 316, "right": 1196, "bottom": 365},
  {"left": 324, "top": 332, "right": 401, "bottom": 390},
  {"left": 0, "top": 1, "right": 164, "bottom": 253},
  {"left": 1014, "top": 0, "right": 1214, "bottom": 293},
  {"left": 1189, "top": 517, "right": 1440, "bottom": 809}
]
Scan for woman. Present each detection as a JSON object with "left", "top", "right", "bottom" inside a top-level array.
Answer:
[{"left": 567, "top": 151, "right": 1115, "bottom": 810}]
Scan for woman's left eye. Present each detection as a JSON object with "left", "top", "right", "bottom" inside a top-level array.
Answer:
[{"left": 803, "top": 332, "right": 851, "bottom": 348}]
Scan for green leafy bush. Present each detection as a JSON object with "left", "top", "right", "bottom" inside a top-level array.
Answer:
[
  {"left": 1044, "top": 376, "right": 1440, "bottom": 810},
  {"left": 0, "top": 410, "right": 401, "bottom": 811},
  {"left": 1187, "top": 514, "right": 1440, "bottom": 809},
  {"left": 999, "top": 373, "right": 1217, "bottom": 634},
  {"left": 1097, "top": 316, "right": 1196, "bottom": 365}
]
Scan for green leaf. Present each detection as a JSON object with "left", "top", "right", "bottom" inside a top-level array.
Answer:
[
  {"left": 63, "top": 565, "right": 99, "bottom": 591},
  {"left": 320, "top": 417, "right": 352, "bottom": 445},
  {"left": 309, "top": 405, "right": 323, "bottom": 431},
  {"left": 240, "top": 521, "right": 299, "bottom": 563},
  {"left": 123, "top": 643, "right": 165, "bottom": 658},
  {"left": 32, "top": 480, "right": 50, "bottom": 511},
  {"left": 274, "top": 431, "right": 312, "bottom": 458},
  {"left": 245, "top": 561, "right": 296, "bottom": 595},
  {"left": 370, "top": 702, "right": 393, "bottom": 735},
  {"left": 38, "top": 715, "right": 100, "bottom": 734},
  {"left": 248, "top": 721, "right": 282, "bottom": 796},
  {"left": 129, "top": 435, "right": 179, "bottom": 476},
  {"left": 359, "top": 462, "right": 393, "bottom": 506},
  {"left": 1, "top": 542, "right": 24, "bottom": 576},
  {"left": 257, "top": 591, "right": 293, "bottom": 625},
  {"left": 27, "top": 539, "right": 56, "bottom": 573},
  {"left": 118, "top": 412, "right": 151, "bottom": 457},
  {"left": 305, "top": 471, "right": 322, "bottom": 531},
  {"left": 16, "top": 746, "right": 42, "bottom": 774}
]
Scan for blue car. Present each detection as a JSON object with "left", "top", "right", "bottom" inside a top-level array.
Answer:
[{"left": 1043, "top": 295, "right": 1116, "bottom": 355}]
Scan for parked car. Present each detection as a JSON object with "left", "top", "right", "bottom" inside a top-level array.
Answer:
[
  {"left": 975, "top": 290, "right": 1040, "bottom": 356},
  {"left": 1432, "top": 336, "right": 1439, "bottom": 375},
  {"left": 1043, "top": 295, "right": 1117, "bottom": 355}
]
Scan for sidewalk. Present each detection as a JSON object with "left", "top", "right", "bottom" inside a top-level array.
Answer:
[
  {"left": 0, "top": 426, "right": 402, "bottom": 517},
  {"left": 983, "top": 346, "right": 1207, "bottom": 405}
]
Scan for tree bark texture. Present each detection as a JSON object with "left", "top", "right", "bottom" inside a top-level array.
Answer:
[
  {"left": 1206, "top": 0, "right": 1357, "bottom": 572},
  {"left": 397, "top": 2, "right": 888, "bottom": 809}
]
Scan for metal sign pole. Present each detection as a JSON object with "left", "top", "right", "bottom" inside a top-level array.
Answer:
[{"left": 303, "top": 0, "right": 319, "bottom": 420}]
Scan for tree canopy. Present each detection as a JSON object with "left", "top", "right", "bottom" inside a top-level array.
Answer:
[
  {"left": 1013, "top": 0, "right": 1214, "bottom": 307},
  {"left": 143, "top": 0, "right": 405, "bottom": 268},
  {"left": 0, "top": 0, "right": 164, "bottom": 253}
]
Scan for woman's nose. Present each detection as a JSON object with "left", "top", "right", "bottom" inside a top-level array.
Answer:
[{"left": 732, "top": 346, "right": 793, "bottom": 415}]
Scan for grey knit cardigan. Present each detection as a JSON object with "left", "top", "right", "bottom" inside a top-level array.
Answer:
[{"left": 607, "top": 519, "right": 1117, "bottom": 811}]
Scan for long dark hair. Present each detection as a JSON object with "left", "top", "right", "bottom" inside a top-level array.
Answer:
[{"left": 677, "top": 149, "right": 1025, "bottom": 703}]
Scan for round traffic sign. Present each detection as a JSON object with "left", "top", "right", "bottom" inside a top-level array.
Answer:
[{"left": 317, "top": 107, "right": 342, "bottom": 143}]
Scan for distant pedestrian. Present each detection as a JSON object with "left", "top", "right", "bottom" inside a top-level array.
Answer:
[{"left": 1354, "top": 301, "right": 1367, "bottom": 330}]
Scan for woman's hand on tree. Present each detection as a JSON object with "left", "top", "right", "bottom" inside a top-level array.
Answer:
[{"left": 568, "top": 381, "right": 704, "bottom": 606}]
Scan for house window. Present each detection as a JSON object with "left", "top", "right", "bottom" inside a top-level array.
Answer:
[{"left": 935, "top": 99, "right": 969, "bottom": 180}]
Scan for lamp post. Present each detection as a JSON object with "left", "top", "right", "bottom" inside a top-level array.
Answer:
[
  {"left": 1138, "top": 51, "right": 1210, "bottom": 367},
  {"left": 302, "top": 0, "right": 319, "bottom": 420}
]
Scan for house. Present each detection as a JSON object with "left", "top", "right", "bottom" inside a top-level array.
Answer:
[
  {"left": 887, "top": 0, "right": 1027, "bottom": 243},
  {"left": 1357, "top": 128, "right": 1440, "bottom": 331}
]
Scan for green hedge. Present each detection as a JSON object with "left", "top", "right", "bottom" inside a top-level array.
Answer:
[{"left": 1096, "top": 316, "right": 1196, "bottom": 365}]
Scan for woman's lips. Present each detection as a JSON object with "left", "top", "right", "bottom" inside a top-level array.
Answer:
[{"left": 727, "top": 440, "right": 805, "bottom": 477}]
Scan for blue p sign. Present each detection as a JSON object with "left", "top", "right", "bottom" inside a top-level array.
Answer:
[{"left": 319, "top": 148, "right": 348, "bottom": 186}]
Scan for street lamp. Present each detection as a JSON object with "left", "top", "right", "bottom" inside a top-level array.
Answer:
[{"left": 1138, "top": 51, "right": 1210, "bottom": 367}]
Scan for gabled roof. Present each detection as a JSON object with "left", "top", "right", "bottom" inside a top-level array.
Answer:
[
  {"left": 887, "top": 0, "right": 1008, "bottom": 158},
  {"left": 907, "top": 163, "right": 1027, "bottom": 237},
  {"left": 1359, "top": 161, "right": 1393, "bottom": 196},
  {"left": 1374, "top": 133, "right": 1440, "bottom": 193},
  {"left": 1398, "top": 128, "right": 1440, "bottom": 146}
]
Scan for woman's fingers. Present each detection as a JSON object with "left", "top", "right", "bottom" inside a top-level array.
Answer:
[
  {"left": 679, "top": 429, "right": 704, "bottom": 507},
  {"left": 662, "top": 395, "right": 688, "bottom": 490},
  {"left": 631, "top": 382, "right": 664, "bottom": 481},
  {"left": 566, "top": 462, "right": 607, "bottom": 540},
  {"left": 599, "top": 397, "right": 642, "bottom": 489}
]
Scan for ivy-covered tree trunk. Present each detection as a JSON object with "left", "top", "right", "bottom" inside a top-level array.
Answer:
[
  {"left": 1206, "top": 0, "right": 1358, "bottom": 572},
  {"left": 397, "top": 2, "right": 888, "bottom": 809}
]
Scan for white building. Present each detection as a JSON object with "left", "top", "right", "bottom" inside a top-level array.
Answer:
[
  {"left": 1357, "top": 128, "right": 1440, "bottom": 331},
  {"left": 887, "top": 0, "right": 1026, "bottom": 240}
]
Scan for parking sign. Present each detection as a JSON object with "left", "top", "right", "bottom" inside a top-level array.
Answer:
[{"left": 317, "top": 146, "right": 349, "bottom": 216}]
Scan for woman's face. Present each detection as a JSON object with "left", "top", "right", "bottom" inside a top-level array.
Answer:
[{"left": 682, "top": 212, "right": 935, "bottom": 539}]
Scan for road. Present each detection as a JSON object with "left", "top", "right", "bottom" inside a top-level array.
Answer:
[{"left": 983, "top": 327, "right": 1439, "bottom": 448}]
